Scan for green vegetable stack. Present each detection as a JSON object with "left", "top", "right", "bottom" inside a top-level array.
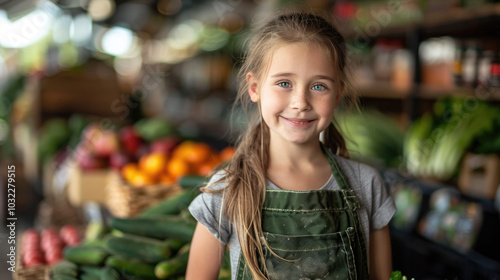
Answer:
[
  {"left": 50, "top": 176, "right": 231, "bottom": 279},
  {"left": 404, "top": 96, "right": 500, "bottom": 180},
  {"left": 337, "top": 110, "right": 404, "bottom": 168}
]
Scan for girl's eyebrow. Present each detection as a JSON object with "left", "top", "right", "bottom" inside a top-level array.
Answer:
[
  {"left": 270, "top": 72, "right": 294, "bottom": 78},
  {"left": 270, "top": 72, "right": 335, "bottom": 83}
]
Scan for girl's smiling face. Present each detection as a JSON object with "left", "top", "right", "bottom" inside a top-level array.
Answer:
[{"left": 248, "top": 43, "right": 341, "bottom": 147}]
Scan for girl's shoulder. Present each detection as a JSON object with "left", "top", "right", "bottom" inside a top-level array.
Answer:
[
  {"left": 204, "top": 169, "right": 229, "bottom": 191},
  {"left": 331, "top": 155, "right": 384, "bottom": 185}
]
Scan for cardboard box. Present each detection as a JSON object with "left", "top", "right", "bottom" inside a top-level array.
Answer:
[
  {"left": 68, "top": 166, "right": 112, "bottom": 206},
  {"left": 458, "top": 153, "right": 500, "bottom": 200}
]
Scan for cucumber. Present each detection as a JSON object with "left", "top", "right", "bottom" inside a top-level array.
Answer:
[
  {"left": 80, "top": 273, "right": 100, "bottom": 280},
  {"left": 84, "top": 221, "right": 108, "bottom": 243},
  {"left": 154, "top": 249, "right": 190, "bottom": 279},
  {"left": 106, "top": 234, "right": 172, "bottom": 263},
  {"left": 51, "top": 261, "right": 78, "bottom": 277},
  {"left": 51, "top": 274, "right": 78, "bottom": 280},
  {"left": 139, "top": 191, "right": 198, "bottom": 217},
  {"left": 83, "top": 239, "right": 108, "bottom": 251},
  {"left": 63, "top": 245, "right": 109, "bottom": 266},
  {"left": 110, "top": 216, "right": 196, "bottom": 242},
  {"left": 178, "top": 175, "right": 207, "bottom": 190},
  {"left": 79, "top": 266, "right": 103, "bottom": 278},
  {"left": 106, "top": 255, "right": 158, "bottom": 279},
  {"left": 164, "top": 239, "right": 187, "bottom": 253},
  {"left": 101, "top": 267, "right": 121, "bottom": 280}
]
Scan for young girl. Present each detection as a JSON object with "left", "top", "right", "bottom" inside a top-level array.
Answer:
[{"left": 186, "top": 10, "right": 396, "bottom": 280}]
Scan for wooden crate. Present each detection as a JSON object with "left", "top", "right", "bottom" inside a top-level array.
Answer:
[
  {"left": 67, "top": 165, "right": 112, "bottom": 206},
  {"left": 106, "top": 171, "right": 182, "bottom": 217}
]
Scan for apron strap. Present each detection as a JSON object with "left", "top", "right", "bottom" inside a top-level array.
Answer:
[{"left": 321, "top": 144, "right": 351, "bottom": 191}]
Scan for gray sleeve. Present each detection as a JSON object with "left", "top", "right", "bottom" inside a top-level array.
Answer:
[
  {"left": 364, "top": 167, "right": 396, "bottom": 231},
  {"left": 188, "top": 172, "right": 232, "bottom": 244}
]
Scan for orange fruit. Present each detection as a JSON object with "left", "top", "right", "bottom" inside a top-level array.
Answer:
[
  {"left": 173, "top": 141, "right": 213, "bottom": 165},
  {"left": 130, "top": 172, "right": 156, "bottom": 187},
  {"left": 121, "top": 163, "right": 139, "bottom": 182},
  {"left": 166, "top": 158, "right": 191, "bottom": 179},
  {"left": 172, "top": 141, "right": 196, "bottom": 159},
  {"left": 197, "top": 159, "right": 219, "bottom": 177},
  {"left": 219, "top": 146, "right": 235, "bottom": 162},
  {"left": 159, "top": 173, "right": 175, "bottom": 185},
  {"left": 139, "top": 152, "right": 169, "bottom": 178}
]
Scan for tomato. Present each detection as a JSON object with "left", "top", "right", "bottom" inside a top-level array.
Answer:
[
  {"left": 23, "top": 253, "right": 45, "bottom": 267},
  {"left": 45, "top": 249, "right": 63, "bottom": 265},
  {"left": 60, "top": 225, "right": 80, "bottom": 245}
]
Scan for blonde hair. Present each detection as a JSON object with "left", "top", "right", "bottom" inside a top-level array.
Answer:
[{"left": 203, "top": 9, "right": 357, "bottom": 280}]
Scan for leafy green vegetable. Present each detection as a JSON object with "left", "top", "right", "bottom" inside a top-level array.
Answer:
[
  {"left": 337, "top": 110, "right": 404, "bottom": 168},
  {"left": 404, "top": 97, "right": 500, "bottom": 180},
  {"left": 134, "top": 117, "right": 177, "bottom": 142}
]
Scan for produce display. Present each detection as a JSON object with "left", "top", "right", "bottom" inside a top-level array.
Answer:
[
  {"left": 418, "top": 188, "right": 483, "bottom": 252},
  {"left": 391, "top": 184, "right": 422, "bottom": 233},
  {"left": 49, "top": 177, "right": 231, "bottom": 280},
  {"left": 120, "top": 139, "right": 234, "bottom": 187},
  {"left": 404, "top": 96, "right": 500, "bottom": 180},
  {"left": 337, "top": 110, "right": 404, "bottom": 168},
  {"left": 21, "top": 225, "right": 81, "bottom": 267}
]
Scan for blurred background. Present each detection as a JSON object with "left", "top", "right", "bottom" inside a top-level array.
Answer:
[{"left": 1, "top": 0, "right": 500, "bottom": 279}]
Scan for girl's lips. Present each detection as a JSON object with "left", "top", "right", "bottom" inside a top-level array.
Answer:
[{"left": 281, "top": 116, "right": 316, "bottom": 127}]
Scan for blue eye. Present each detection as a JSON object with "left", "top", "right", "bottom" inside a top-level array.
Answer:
[
  {"left": 312, "top": 84, "right": 325, "bottom": 91},
  {"left": 278, "top": 82, "right": 291, "bottom": 88}
]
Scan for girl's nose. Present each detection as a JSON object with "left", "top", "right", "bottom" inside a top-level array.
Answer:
[{"left": 290, "top": 89, "right": 311, "bottom": 111}]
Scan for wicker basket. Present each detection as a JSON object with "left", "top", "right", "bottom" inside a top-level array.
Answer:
[
  {"left": 106, "top": 171, "right": 182, "bottom": 217},
  {"left": 12, "top": 238, "right": 49, "bottom": 280}
]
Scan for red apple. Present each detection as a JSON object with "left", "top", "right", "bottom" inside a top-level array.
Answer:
[
  {"left": 76, "top": 152, "right": 107, "bottom": 170},
  {"left": 150, "top": 137, "right": 180, "bottom": 156},
  {"left": 109, "top": 152, "right": 132, "bottom": 170},
  {"left": 119, "top": 126, "right": 143, "bottom": 156},
  {"left": 93, "top": 130, "right": 120, "bottom": 158}
]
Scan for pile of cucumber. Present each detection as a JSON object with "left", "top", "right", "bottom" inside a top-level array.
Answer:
[{"left": 50, "top": 175, "right": 231, "bottom": 280}]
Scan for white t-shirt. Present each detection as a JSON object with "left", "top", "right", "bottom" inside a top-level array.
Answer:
[{"left": 188, "top": 154, "right": 396, "bottom": 280}]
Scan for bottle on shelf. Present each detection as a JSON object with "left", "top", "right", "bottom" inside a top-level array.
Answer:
[
  {"left": 462, "top": 41, "right": 480, "bottom": 88},
  {"left": 453, "top": 41, "right": 465, "bottom": 87},
  {"left": 477, "top": 50, "right": 494, "bottom": 88},
  {"left": 489, "top": 51, "right": 500, "bottom": 89}
]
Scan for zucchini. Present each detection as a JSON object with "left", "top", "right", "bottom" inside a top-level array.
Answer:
[
  {"left": 106, "top": 255, "right": 158, "bottom": 279},
  {"left": 110, "top": 216, "right": 196, "bottom": 242},
  {"left": 154, "top": 248, "right": 190, "bottom": 279},
  {"left": 139, "top": 191, "right": 198, "bottom": 217},
  {"left": 101, "top": 267, "right": 121, "bottom": 280},
  {"left": 178, "top": 175, "right": 207, "bottom": 190},
  {"left": 51, "top": 261, "right": 78, "bottom": 277},
  {"left": 106, "top": 234, "right": 172, "bottom": 263},
  {"left": 51, "top": 275, "right": 78, "bottom": 280},
  {"left": 63, "top": 245, "right": 108, "bottom": 266}
]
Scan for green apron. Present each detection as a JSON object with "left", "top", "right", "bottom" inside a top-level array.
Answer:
[{"left": 236, "top": 147, "right": 369, "bottom": 280}]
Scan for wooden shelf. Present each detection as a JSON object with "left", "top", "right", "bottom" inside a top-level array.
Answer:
[
  {"left": 420, "top": 4, "right": 500, "bottom": 37},
  {"left": 355, "top": 82, "right": 409, "bottom": 100},
  {"left": 356, "top": 82, "right": 500, "bottom": 101},
  {"left": 345, "top": 3, "right": 500, "bottom": 40},
  {"left": 418, "top": 85, "right": 500, "bottom": 101}
]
